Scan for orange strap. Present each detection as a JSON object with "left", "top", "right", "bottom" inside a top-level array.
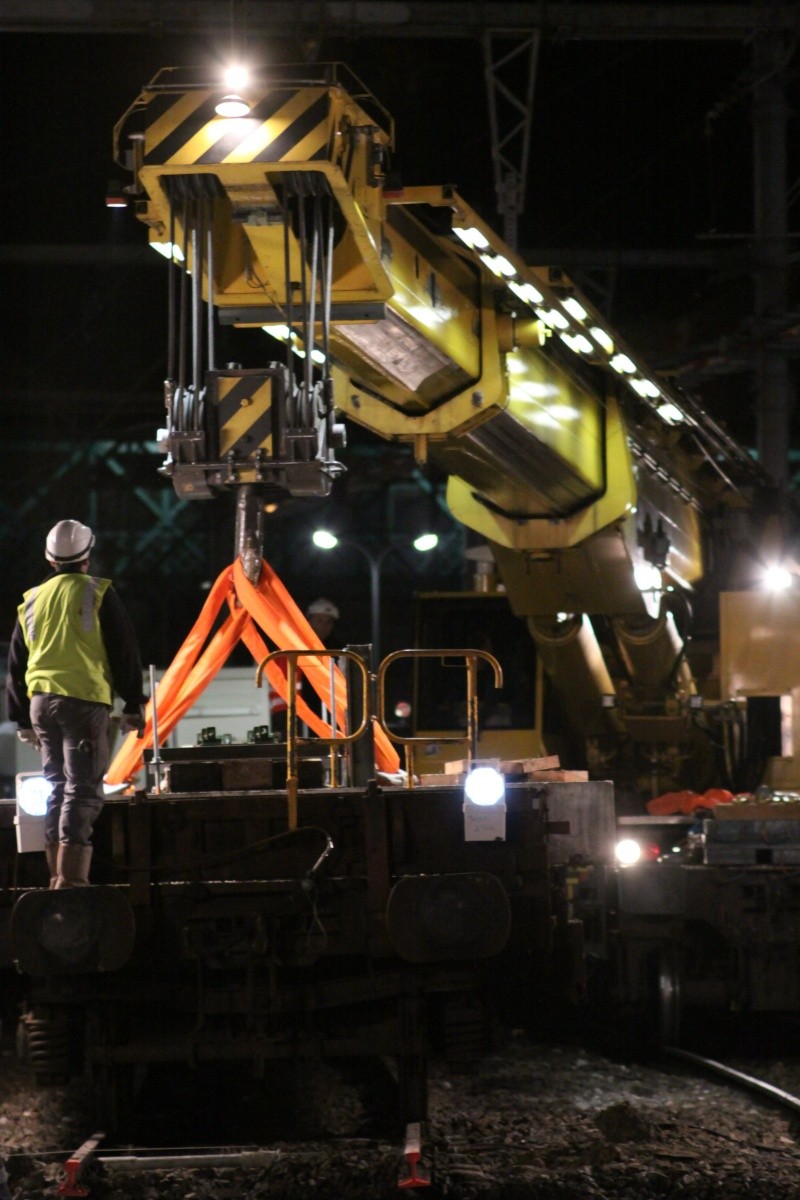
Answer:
[{"left": 106, "top": 557, "right": 400, "bottom": 784}]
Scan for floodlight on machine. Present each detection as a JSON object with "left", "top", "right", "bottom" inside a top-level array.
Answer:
[
  {"left": 215, "top": 94, "right": 250, "bottom": 118},
  {"left": 15, "top": 773, "right": 51, "bottom": 853},
  {"left": 762, "top": 564, "right": 793, "bottom": 592},
  {"left": 463, "top": 766, "right": 507, "bottom": 843}
]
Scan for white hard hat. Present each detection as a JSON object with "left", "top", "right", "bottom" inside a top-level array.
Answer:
[
  {"left": 307, "top": 597, "right": 339, "bottom": 620},
  {"left": 45, "top": 520, "right": 95, "bottom": 565}
]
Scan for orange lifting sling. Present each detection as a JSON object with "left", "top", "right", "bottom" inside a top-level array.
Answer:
[{"left": 106, "top": 556, "right": 400, "bottom": 784}]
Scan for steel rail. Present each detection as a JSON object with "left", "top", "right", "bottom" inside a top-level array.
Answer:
[{"left": 665, "top": 1045, "right": 800, "bottom": 1116}]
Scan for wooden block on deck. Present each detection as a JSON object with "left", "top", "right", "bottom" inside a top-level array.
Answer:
[
  {"left": 443, "top": 758, "right": 500, "bottom": 775},
  {"left": 500, "top": 755, "right": 561, "bottom": 775},
  {"left": 525, "top": 769, "right": 589, "bottom": 783},
  {"left": 419, "top": 773, "right": 462, "bottom": 786}
]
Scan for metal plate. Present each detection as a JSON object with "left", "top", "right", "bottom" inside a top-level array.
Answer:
[
  {"left": 386, "top": 871, "right": 510, "bottom": 963},
  {"left": 11, "top": 887, "right": 136, "bottom": 976}
]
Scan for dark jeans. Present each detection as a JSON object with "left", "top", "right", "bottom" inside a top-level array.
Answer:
[{"left": 30, "top": 693, "right": 110, "bottom": 846}]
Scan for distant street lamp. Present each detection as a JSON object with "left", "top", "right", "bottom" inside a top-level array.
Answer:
[{"left": 311, "top": 529, "right": 439, "bottom": 665}]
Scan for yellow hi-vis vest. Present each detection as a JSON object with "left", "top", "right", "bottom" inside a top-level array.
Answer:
[{"left": 19, "top": 573, "right": 114, "bottom": 706}]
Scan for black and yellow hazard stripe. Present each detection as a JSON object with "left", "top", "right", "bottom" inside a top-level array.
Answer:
[
  {"left": 214, "top": 375, "right": 275, "bottom": 460},
  {"left": 144, "top": 88, "right": 331, "bottom": 167}
]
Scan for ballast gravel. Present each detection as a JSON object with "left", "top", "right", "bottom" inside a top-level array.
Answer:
[{"left": 3, "top": 1031, "right": 800, "bottom": 1198}]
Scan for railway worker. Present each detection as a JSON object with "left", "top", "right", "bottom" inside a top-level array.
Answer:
[
  {"left": 6, "top": 520, "right": 146, "bottom": 889},
  {"left": 305, "top": 596, "right": 340, "bottom": 645}
]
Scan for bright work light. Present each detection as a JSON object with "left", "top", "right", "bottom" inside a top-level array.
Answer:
[
  {"left": 223, "top": 65, "right": 249, "bottom": 91},
  {"left": 15, "top": 773, "right": 51, "bottom": 853},
  {"left": 464, "top": 766, "right": 505, "bottom": 807},
  {"left": 463, "top": 766, "right": 507, "bottom": 841},
  {"left": 312, "top": 529, "right": 339, "bottom": 550},
  {"left": 762, "top": 564, "right": 793, "bottom": 592},
  {"left": 215, "top": 94, "right": 250, "bottom": 118},
  {"left": 615, "top": 837, "right": 643, "bottom": 867},
  {"left": 634, "top": 563, "right": 662, "bottom": 593},
  {"left": 17, "top": 775, "right": 51, "bottom": 817}
]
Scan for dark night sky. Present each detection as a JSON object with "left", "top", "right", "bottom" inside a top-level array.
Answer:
[{"left": 0, "top": 17, "right": 795, "bottom": 662}]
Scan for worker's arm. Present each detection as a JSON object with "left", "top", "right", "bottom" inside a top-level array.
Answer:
[
  {"left": 98, "top": 587, "right": 147, "bottom": 713},
  {"left": 6, "top": 618, "right": 32, "bottom": 728}
]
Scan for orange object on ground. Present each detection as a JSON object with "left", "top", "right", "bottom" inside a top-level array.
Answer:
[
  {"left": 700, "top": 787, "right": 735, "bottom": 807},
  {"left": 106, "top": 558, "right": 400, "bottom": 784},
  {"left": 646, "top": 787, "right": 735, "bottom": 816},
  {"left": 646, "top": 790, "right": 699, "bottom": 816}
]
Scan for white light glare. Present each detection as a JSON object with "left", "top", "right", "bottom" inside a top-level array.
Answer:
[
  {"left": 535, "top": 307, "right": 569, "bottom": 330},
  {"left": 453, "top": 226, "right": 490, "bottom": 251},
  {"left": 634, "top": 563, "right": 663, "bottom": 592},
  {"left": 656, "top": 401, "right": 686, "bottom": 426},
  {"left": 616, "top": 838, "right": 642, "bottom": 867},
  {"left": 610, "top": 353, "right": 637, "bottom": 374},
  {"left": 480, "top": 253, "right": 517, "bottom": 278},
  {"left": 464, "top": 766, "right": 506, "bottom": 807},
  {"left": 312, "top": 530, "right": 339, "bottom": 550},
  {"left": 562, "top": 297, "right": 588, "bottom": 321},
  {"left": 17, "top": 776, "right": 52, "bottom": 817},
  {"left": 763, "top": 564, "right": 793, "bottom": 592},
  {"left": 508, "top": 280, "right": 544, "bottom": 306},
  {"left": 413, "top": 533, "right": 439, "bottom": 552},
  {"left": 261, "top": 324, "right": 324, "bottom": 363},
  {"left": 223, "top": 65, "right": 250, "bottom": 91},
  {"left": 407, "top": 304, "right": 444, "bottom": 329},
  {"left": 629, "top": 377, "right": 662, "bottom": 399},
  {"left": 550, "top": 403, "right": 581, "bottom": 421},
  {"left": 151, "top": 241, "right": 185, "bottom": 262},
  {"left": 590, "top": 326, "right": 614, "bottom": 353},
  {"left": 560, "top": 332, "right": 594, "bottom": 355}
]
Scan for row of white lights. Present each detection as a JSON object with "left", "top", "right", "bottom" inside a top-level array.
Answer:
[
  {"left": 19, "top": 756, "right": 507, "bottom": 813},
  {"left": 452, "top": 224, "right": 687, "bottom": 429},
  {"left": 153, "top": 62, "right": 686, "bottom": 434}
]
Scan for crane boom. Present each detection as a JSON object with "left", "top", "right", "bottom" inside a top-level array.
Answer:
[{"left": 114, "top": 61, "right": 770, "bottom": 796}]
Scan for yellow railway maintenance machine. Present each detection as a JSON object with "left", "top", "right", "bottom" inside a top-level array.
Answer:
[
  {"left": 4, "top": 62, "right": 790, "bottom": 1144},
  {"left": 114, "top": 61, "right": 768, "bottom": 799}
]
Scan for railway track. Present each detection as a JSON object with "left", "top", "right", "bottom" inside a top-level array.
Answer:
[
  {"left": 6, "top": 1038, "right": 800, "bottom": 1198},
  {"left": 666, "top": 1045, "right": 800, "bottom": 1118}
]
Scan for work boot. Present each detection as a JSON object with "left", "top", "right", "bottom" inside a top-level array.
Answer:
[
  {"left": 55, "top": 843, "right": 93, "bottom": 888},
  {"left": 45, "top": 843, "right": 59, "bottom": 889}
]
